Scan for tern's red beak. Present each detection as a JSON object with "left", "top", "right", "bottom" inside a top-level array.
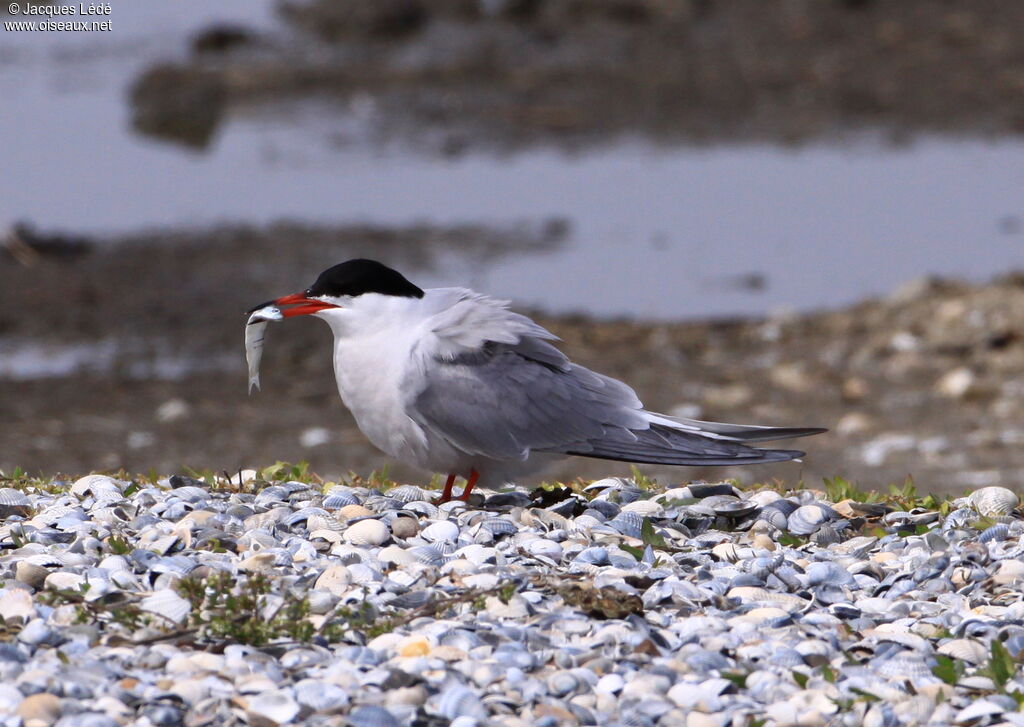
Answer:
[{"left": 274, "top": 293, "right": 340, "bottom": 317}]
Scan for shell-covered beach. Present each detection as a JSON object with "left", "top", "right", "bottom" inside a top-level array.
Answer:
[{"left": 1, "top": 469, "right": 1022, "bottom": 726}]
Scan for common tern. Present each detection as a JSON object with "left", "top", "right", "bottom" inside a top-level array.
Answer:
[{"left": 248, "top": 259, "right": 825, "bottom": 502}]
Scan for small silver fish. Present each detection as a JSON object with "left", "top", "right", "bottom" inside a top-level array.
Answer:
[{"left": 245, "top": 305, "right": 283, "bottom": 393}]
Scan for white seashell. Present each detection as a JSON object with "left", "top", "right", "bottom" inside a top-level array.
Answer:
[
  {"left": 584, "top": 477, "right": 635, "bottom": 492},
  {"left": 140, "top": 588, "right": 191, "bottom": 625},
  {"left": 0, "top": 588, "right": 37, "bottom": 624},
  {"left": 420, "top": 520, "right": 460, "bottom": 543},
  {"left": 748, "top": 490, "right": 783, "bottom": 507},
  {"left": 872, "top": 653, "right": 934, "bottom": 682},
  {"left": 969, "top": 486, "right": 1019, "bottom": 517},
  {"left": 306, "top": 513, "right": 343, "bottom": 532},
  {"left": 71, "top": 474, "right": 124, "bottom": 497},
  {"left": 954, "top": 700, "right": 1005, "bottom": 724},
  {"left": 937, "top": 638, "right": 987, "bottom": 664},
  {"left": 0, "top": 488, "right": 31, "bottom": 509},
  {"left": 387, "top": 485, "right": 428, "bottom": 503},
  {"left": 44, "top": 572, "right": 88, "bottom": 592},
  {"left": 347, "top": 563, "right": 381, "bottom": 585},
  {"left": 314, "top": 565, "right": 352, "bottom": 597},
  {"left": 621, "top": 499, "right": 663, "bottom": 516},
  {"left": 727, "top": 587, "right": 808, "bottom": 612},
  {"left": 294, "top": 679, "right": 349, "bottom": 713},
  {"left": 343, "top": 519, "right": 390, "bottom": 546},
  {"left": 245, "top": 690, "right": 300, "bottom": 725},
  {"left": 525, "top": 539, "right": 563, "bottom": 561}
]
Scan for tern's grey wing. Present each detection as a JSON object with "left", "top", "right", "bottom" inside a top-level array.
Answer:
[
  {"left": 404, "top": 289, "right": 815, "bottom": 465},
  {"left": 406, "top": 344, "right": 807, "bottom": 465},
  {"left": 407, "top": 343, "right": 649, "bottom": 460}
]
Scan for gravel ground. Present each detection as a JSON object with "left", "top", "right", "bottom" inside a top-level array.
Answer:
[{"left": 0, "top": 471, "right": 1023, "bottom": 727}]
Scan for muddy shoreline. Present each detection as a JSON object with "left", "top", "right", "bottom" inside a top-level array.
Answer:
[
  {"left": 129, "top": 0, "right": 1024, "bottom": 150},
  {"left": 4, "top": 224, "right": 1024, "bottom": 495}
]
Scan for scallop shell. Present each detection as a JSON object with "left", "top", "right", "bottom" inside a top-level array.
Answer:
[
  {"left": 347, "top": 706, "right": 401, "bottom": 727},
  {"left": 872, "top": 653, "right": 934, "bottom": 682},
  {"left": 343, "top": 519, "right": 390, "bottom": 546},
  {"left": 787, "top": 505, "right": 831, "bottom": 535},
  {"left": 338, "top": 504, "right": 376, "bottom": 520},
  {"left": 322, "top": 488, "right": 361, "bottom": 508},
  {"left": 481, "top": 518, "right": 518, "bottom": 536},
  {"left": 168, "top": 486, "right": 208, "bottom": 504},
  {"left": 140, "top": 588, "right": 191, "bottom": 625},
  {"left": 607, "top": 512, "right": 644, "bottom": 538},
  {"left": 969, "top": 486, "right": 1019, "bottom": 517},
  {"left": 937, "top": 638, "right": 987, "bottom": 664},
  {"left": 437, "top": 685, "right": 487, "bottom": 720},
  {"left": 0, "top": 588, "right": 36, "bottom": 624},
  {"left": 746, "top": 554, "right": 784, "bottom": 579},
  {"left": 253, "top": 486, "right": 289, "bottom": 507},
  {"left": 409, "top": 545, "right": 448, "bottom": 567},
  {"left": 978, "top": 523, "right": 1011, "bottom": 542},
  {"left": 759, "top": 500, "right": 797, "bottom": 530},
  {"left": 0, "top": 488, "right": 31, "bottom": 508},
  {"left": 386, "top": 485, "right": 428, "bottom": 503},
  {"left": 810, "top": 523, "right": 844, "bottom": 546},
  {"left": 806, "top": 561, "right": 854, "bottom": 587},
  {"left": 70, "top": 474, "right": 123, "bottom": 497}
]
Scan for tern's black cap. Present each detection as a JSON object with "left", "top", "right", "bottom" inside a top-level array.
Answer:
[{"left": 308, "top": 259, "right": 424, "bottom": 299}]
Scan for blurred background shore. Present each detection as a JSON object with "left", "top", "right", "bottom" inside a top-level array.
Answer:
[{"left": 2, "top": 0, "right": 1024, "bottom": 492}]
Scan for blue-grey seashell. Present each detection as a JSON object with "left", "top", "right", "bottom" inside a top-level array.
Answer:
[
  {"left": 787, "top": 504, "right": 832, "bottom": 535},
  {"left": 587, "top": 500, "right": 621, "bottom": 519},
  {"left": 608, "top": 512, "right": 644, "bottom": 538},
  {"left": 979, "top": 523, "right": 1011, "bottom": 542},
  {"left": 574, "top": 546, "right": 610, "bottom": 565},
  {"left": 347, "top": 705, "right": 400, "bottom": 727},
  {"left": 285, "top": 506, "right": 331, "bottom": 527},
  {"left": 806, "top": 561, "right": 854, "bottom": 587},
  {"left": 437, "top": 685, "right": 488, "bottom": 720},
  {"left": 481, "top": 518, "right": 518, "bottom": 536},
  {"left": 686, "top": 649, "right": 733, "bottom": 673},
  {"left": 322, "top": 487, "right": 361, "bottom": 508}
]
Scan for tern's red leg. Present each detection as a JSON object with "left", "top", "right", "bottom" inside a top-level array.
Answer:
[
  {"left": 457, "top": 469, "right": 480, "bottom": 502},
  {"left": 436, "top": 473, "right": 457, "bottom": 504}
]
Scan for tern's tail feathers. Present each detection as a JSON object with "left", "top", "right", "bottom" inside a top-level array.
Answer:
[
  {"left": 560, "top": 420, "right": 821, "bottom": 467},
  {"left": 647, "top": 413, "right": 827, "bottom": 443}
]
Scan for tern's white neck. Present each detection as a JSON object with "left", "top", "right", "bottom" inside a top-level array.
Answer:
[{"left": 315, "top": 292, "right": 428, "bottom": 341}]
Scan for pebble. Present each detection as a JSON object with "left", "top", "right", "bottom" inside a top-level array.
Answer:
[
  {"left": 17, "top": 693, "right": 61, "bottom": 727},
  {"left": 0, "top": 473, "right": 1020, "bottom": 726}
]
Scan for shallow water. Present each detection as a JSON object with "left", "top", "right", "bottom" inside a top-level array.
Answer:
[{"left": 2, "top": 2, "right": 1024, "bottom": 320}]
